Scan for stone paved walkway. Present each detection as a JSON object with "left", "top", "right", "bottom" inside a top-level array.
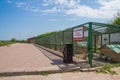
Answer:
[
  {"left": 0, "top": 67, "right": 120, "bottom": 80},
  {"left": 0, "top": 43, "right": 120, "bottom": 80},
  {"left": 0, "top": 43, "right": 79, "bottom": 74}
]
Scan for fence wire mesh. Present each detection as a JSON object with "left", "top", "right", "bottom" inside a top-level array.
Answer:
[{"left": 35, "top": 22, "right": 120, "bottom": 62}]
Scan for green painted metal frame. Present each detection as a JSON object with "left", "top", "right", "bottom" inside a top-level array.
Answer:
[
  {"left": 100, "top": 34, "right": 102, "bottom": 47},
  {"left": 94, "top": 35, "right": 96, "bottom": 53},
  {"left": 108, "top": 33, "right": 110, "bottom": 45},
  {"left": 35, "top": 22, "right": 120, "bottom": 67},
  {"left": 88, "top": 22, "right": 93, "bottom": 67}
]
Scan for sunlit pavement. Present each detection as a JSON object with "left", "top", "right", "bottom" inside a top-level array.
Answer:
[
  {"left": 0, "top": 43, "right": 120, "bottom": 80},
  {"left": 0, "top": 68, "right": 120, "bottom": 80}
]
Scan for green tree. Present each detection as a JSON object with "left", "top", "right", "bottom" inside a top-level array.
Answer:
[
  {"left": 11, "top": 38, "right": 17, "bottom": 43},
  {"left": 106, "top": 12, "right": 120, "bottom": 33},
  {"left": 110, "top": 12, "right": 120, "bottom": 25},
  {"left": 35, "top": 31, "right": 57, "bottom": 38}
]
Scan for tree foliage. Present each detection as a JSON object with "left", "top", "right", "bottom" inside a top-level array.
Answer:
[
  {"left": 110, "top": 12, "right": 120, "bottom": 25},
  {"left": 11, "top": 38, "right": 17, "bottom": 43},
  {"left": 106, "top": 12, "right": 120, "bottom": 33},
  {"left": 35, "top": 31, "right": 57, "bottom": 39}
]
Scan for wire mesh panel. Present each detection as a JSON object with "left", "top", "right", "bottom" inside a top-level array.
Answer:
[
  {"left": 73, "top": 25, "right": 88, "bottom": 58},
  {"left": 56, "top": 31, "right": 63, "bottom": 44},
  {"left": 49, "top": 34, "right": 56, "bottom": 50},
  {"left": 56, "top": 31, "right": 64, "bottom": 52},
  {"left": 110, "top": 33, "right": 120, "bottom": 43},
  {"left": 63, "top": 28, "right": 73, "bottom": 44},
  {"left": 92, "top": 22, "right": 120, "bottom": 53},
  {"left": 34, "top": 22, "right": 120, "bottom": 66},
  {"left": 35, "top": 22, "right": 120, "bottom": 49}
]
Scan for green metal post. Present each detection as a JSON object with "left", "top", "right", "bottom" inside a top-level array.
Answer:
[
  {"left": 49, "top": 36, "right": 50, "bottom": 48},
  {"left": 94, "top": 35, "right": 96, "bottom": 53},
  {"left": 108, "top": 33, "right": 110, "bottom": 44},
  {"left": 63, "top": 31, "right": 64, "bottom": 45},
  {"left": 88, "top": 22, "right": 93, "bottom": 67},
  {"left": 71, "top": 28, "right": 74, "bottom": 55},
  {"left": 101, "top": 34, "right": 102, "bottom": 47},
  {"left": 62, "top": 31, "right": 64, "bottom": 53},
  {"left": 54, "top": 34, "right": 56, "bottom": 50}
]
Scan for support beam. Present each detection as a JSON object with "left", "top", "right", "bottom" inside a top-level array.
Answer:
[
  {"left": 88, "top": 22, "right": 93, "bottom": 67},
  {"left": 101, "top": 34, "right": 102, "bottom": 47},
  {"left": 94, "top": 35, "right": 96, "bottom": 53},
  {"left": 108, "top": 33, "right": 110, "bottom": 44}
]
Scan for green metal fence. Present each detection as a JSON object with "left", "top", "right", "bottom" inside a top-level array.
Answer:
[{"left": 35, "top": 22, "right": 120, "bottom": 67}]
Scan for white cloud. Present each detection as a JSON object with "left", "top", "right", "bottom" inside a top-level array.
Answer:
[
  {"left": 54, "top": 0, "right": 67, "bottom": 5},
  {"left": 42, "top": 7, "right": 59, "bottom": 13},
  {"left": 41, "top": 3, "right": 49, "bottom": 6},
  {"left": 66, "top": 5, "right": 101, "bottom": 18},
  {"left": 42, "top": 0, "right": 120, "bottom": 19},
  {"left": 66, "top": 0, "right": 120, "bottom": 18},
  {"left": 9, "top": 0, "right": 120, "bottom": 19},
  {"left": 15, "top": 2, "right": 27, "bottom": 8},
  {"left": 66, "top": 5, "right": 114, "bottom": 19},
  {"left": 30, "top": 8, "right": 40, "bottom": 12},
  {"left": 41, "top": 0, "right": 81, "bottom": 14}
]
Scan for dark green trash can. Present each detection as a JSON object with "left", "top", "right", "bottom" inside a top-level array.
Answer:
[{"left": 63, "top": 44, "right": 73, "bottom": 63}]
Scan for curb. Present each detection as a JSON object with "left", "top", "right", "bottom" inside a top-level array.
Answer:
[{"left": 0, "top": 68, "right": 80, "bottom": 77}]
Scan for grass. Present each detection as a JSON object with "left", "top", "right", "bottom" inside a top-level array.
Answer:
[
  {"left": 0, "top": 41, "right": 13, "bottom": 46},
  {"left": 0, "top": 40, "right": 27, "bottom": 47},
  {"left": 39, "top": 69, "right": 81, "bottom": 76},
  {"left": 96, "top": 63, "right": 120, "bottom": 75},
  {"left": 39, "top": 71, "right": 51, "bottom": 76}
]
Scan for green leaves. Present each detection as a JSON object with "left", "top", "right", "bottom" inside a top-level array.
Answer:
[
  {"left": 0, "top": 41, "right": 13, "bottom": 46},
  {"left": 35, "top": 31, "right": 57, "bottom": 39},
  {"left": 110, "top": 12, "right": 120, "bottom": 25},
  {"left": 96, "top": 63, "right": 120, "bottom": 75}
]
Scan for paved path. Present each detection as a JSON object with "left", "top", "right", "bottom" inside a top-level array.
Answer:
[
  {"left": 0, "top": 68, "right": 120, "bottom": 80},
  {"left": 0, "top": 43, "right": 120, "bottom": 80},
  {"left": 0, "top": 43, "right": 79, "bottom": 74},
  {"left": 0, "top": 43, "right": 58, "bottom": 73}
]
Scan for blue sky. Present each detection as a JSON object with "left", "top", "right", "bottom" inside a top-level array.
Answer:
[{"left": 0, "top": 0, "right": 120, "bottom": 40}]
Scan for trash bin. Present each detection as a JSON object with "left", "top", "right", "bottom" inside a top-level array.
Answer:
[{"left": 63, "top": 44, "right": 73, "bottom": 63}]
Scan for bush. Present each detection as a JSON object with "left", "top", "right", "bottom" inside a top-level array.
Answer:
[
  {"left": 0, "top": 41, "right": 13, "bottom": 46},
  {"left": 96, "top": 63, "right": 120, "bottom": 75}
]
